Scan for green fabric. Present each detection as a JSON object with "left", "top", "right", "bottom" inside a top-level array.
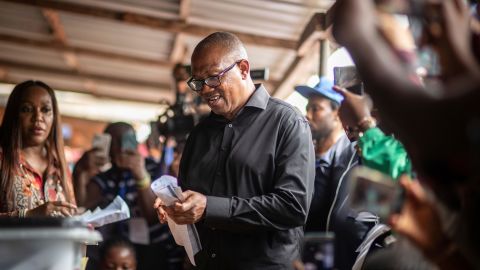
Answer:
[{"left": 358, "top": 127, "right": 412, "bottom": 180}]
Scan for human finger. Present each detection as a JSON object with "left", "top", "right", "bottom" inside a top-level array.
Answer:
[
  {"left": 153, "top": 198, "right": 164, "bottom": 209},
  {"left": 169, "top": 214, "right": 194, "bottom": 225},
  {"left": 174, "top": 191, "right": 198, "bottom": 212},
  {"left": 53, "top": 201, "right": 77, "bottom": 209},
  {"left": 399, "top": 176, "right": 425, "bottom": 205},
  {"left": 332, "top": 85, "right": 348, "bottom": 97},
  {"left": 58, "top": 206, "right": 73, "bottom": 217},
  {"left": 156, "top": 206, "right": 168, "bottom": 224},
  {"left": 94, "top": 155, "right": 109, "bottom": 165},
  {"left": 162, "top": 205, "right": 176, "bottom": 216}
]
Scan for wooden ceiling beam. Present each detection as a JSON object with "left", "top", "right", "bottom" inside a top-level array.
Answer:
[
  {"left": 42, "top": 8, "right": 68, "bottom": 45},
  {"left": 0, "top": 33, "right": 172, "bottom": 68},
  {"left": 170, "top": 0, "right": 190, "bottom": 63},
  {"left": 42, "top": 8, "right": 81, "bottom": 71},
  {"left": 0, "top": 67, "right": 8, "bottom": 80},
  {"left": 7, "top": 0, "right": 298, "bottom": 50},
  {"left": 272, "top": 42, "right": 318, "bottom": 98},
  {"left": 179, "top": 0, "right": 191, "bottom": 20},
  {"left": 272, "top": 12, "right": 328, "bottom": 96},
  {"left": 296, "top": 12, "right": 327, "bottom": 56},
  {"left": 0, "top": 77, "right": 169, "bottom": 104},
  {"left": 0, "top": 59, "right": 170, "bottom": 91}
]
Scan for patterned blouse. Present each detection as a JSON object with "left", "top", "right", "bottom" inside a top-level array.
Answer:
[{"left": 0, "top": 153, "right": 72, "bottom": 216}]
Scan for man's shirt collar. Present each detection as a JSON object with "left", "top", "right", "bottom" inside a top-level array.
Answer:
[
  {"left": 244, "top": 83, "right": 269, "bottom": 110},
  {"left": 210, "top": 84, "right": 270, "bottom": 121}
]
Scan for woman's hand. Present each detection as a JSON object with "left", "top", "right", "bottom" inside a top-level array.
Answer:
[{"left": 27, "top": 201, "right": 77, "bottom": 217}]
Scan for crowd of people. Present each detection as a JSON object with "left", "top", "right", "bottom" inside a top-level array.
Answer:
[{"left": 0, "top": 0, "right": 479, "bottom": 269}]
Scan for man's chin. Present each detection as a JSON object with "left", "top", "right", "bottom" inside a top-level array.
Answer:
[
  {"left": 312, "top": 131, "right": 330, "bottom": 142},
  {"left": 211, "top": 107, "right": 227, "bottom": 117}
]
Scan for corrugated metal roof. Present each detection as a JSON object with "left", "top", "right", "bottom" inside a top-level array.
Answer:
[
  {"left": 0, "top": 43, "right": 66, "bottom": 69},
  {"left": 0, "top": 1, "right": 52, "bottom": 40},
  {"left": 189, "top": 0, "right": 331, "bottom": 39},
  {"left": 62, "top": 0, "right": 181, "bottom": 20},
  {"left": 5, "top": 68, "right": 87, "bottom": 93},
  {"left": 60, "top": 12, "right": 174, "bottom": 61},
  {"left": 77, "top": 54, "right": 172, "bottom": 84},
  {"left": 0, "top": 0, "right": 334, "bottom": 110}
]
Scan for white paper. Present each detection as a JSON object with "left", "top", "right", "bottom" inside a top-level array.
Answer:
[
  {"left": 75, "top": 195, "right": 131, "bottom": 227},
  {"left": 129, "top": 217, "right": 150, "bottom": 245},
  {"left": 151, "top": 175, "right": 202, "bottom": 266}
]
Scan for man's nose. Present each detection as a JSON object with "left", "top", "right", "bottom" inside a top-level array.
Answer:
[{"left": 199, "top": 83, "right": 214, "bottom": 95}]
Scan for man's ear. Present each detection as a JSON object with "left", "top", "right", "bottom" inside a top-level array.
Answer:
[{"left": 238, "top": 59, "right": 250, "bottom": 80}]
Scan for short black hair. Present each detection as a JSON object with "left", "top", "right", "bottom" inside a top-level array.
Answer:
[
  {"left": 309, "top": 94, "right": 340, "bottom": 111},
  {"left": 192, "top": 32, "right": 248, "bottom": 66},
  {"left": 329, "top": 100, "right": 340, "bottom": 111},
  {"left": 99, "top": 237, "right": 136, "bottom": 261}
]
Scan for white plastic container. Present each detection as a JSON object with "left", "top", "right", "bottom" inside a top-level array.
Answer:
[{"left": 0, "top": 219, "right": 102, "bottom": 270}]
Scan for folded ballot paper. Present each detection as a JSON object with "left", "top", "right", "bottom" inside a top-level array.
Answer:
[
  {"left": 150, "top": 175, "right": 202, "bottom": 266},
  {"left": 75, "top": 195, "right": 130, "bottom": 227}
]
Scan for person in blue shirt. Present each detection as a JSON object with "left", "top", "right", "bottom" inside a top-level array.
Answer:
[{"left": 74, "top": 122, "right": 183, "bottom": 270}]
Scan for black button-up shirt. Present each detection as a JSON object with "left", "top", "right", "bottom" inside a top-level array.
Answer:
[{"left": 179, "top": 84, "right": 315, "bottom": 270}]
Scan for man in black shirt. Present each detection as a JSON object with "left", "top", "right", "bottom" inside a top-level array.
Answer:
[{"left": 155, "top": 32, "right": 315, "bottom": 269}]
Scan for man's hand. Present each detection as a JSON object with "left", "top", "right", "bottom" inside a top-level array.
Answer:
[
  {"left": 159, "top": 190, "right": 207, "bottom": 225},
  {"left": 154, "top": 198, "right": 168, "bottom": 224},
  {"left": 332, "top": 86, "right": 372, "bottom": 128}
]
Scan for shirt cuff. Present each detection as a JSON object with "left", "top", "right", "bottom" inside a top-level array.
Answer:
[{"left": 204, "top": 196, "right": 231, "bottom": 225}]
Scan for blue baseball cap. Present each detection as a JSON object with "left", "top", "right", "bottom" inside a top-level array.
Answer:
[{"left": 294, "top": 77, "right": 344, "bottom": 105}]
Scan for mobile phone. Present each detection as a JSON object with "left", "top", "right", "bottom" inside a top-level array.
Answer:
[
  {"left": 333, "top": 66, "right": 364, "bottom": 95},
  {"left": 121, "top": 131, "right": 138, "bottom": 152},
  {"left": 348, "top": 166, "right": 404, "bottom": 222},
  {"left": 92, "top": 133, "right": 111, "bottom": 158},
  {"left": 302, "top": 232, "right": 335, "bottom": 270}
]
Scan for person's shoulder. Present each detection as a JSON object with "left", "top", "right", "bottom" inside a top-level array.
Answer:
[
  {"left": 267, "top": 97, "right": 307, "bottom": 122},
  {"left": 268, "top": 97, "right": 300, "bottom": 113}
]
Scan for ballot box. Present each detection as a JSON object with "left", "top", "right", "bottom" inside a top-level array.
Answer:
[{"left": 0, "top": 218, "right": 102, "bottom": 270}]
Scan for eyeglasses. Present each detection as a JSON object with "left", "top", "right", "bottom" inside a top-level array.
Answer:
[{"left": 187, "top": 60, "right": 241, "bottom": 92}]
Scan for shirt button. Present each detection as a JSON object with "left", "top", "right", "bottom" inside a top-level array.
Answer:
[
  {"left": 211, "top": 253, "right": 216, "bottom": 258},
  {"left": 228, "top": 124, "right": 232, "bottom": 128}
]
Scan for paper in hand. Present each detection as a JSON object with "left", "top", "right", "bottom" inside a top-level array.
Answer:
[
  {"left": 151, "top": 175, "right": 202, "bottom": 266},
  {"left": 75, "top": 195, "right": 130, "bottom": 227}
]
